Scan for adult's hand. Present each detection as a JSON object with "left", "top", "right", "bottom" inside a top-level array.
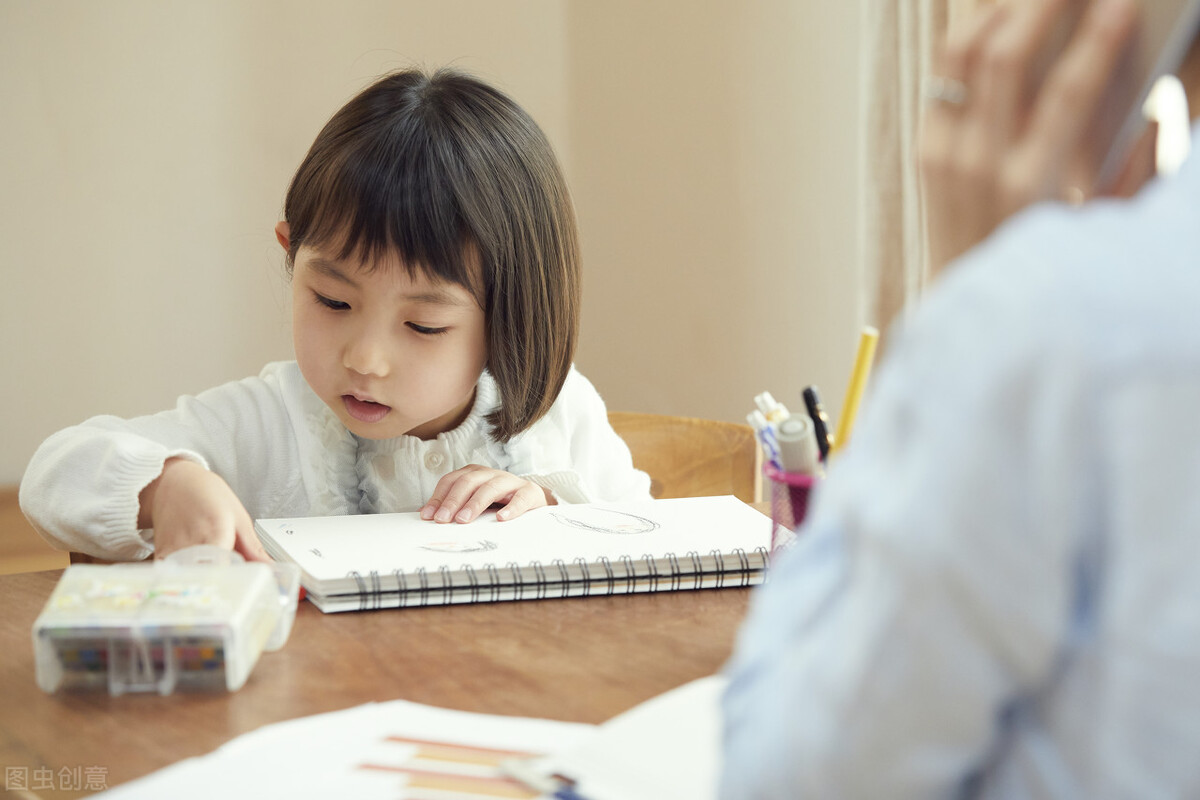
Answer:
[{"left": 919, "top": 0, "right": 1156, "bottom": 276}]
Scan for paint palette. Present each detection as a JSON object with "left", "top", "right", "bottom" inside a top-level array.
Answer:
[{"left": 33, "top": 553, "right": 300, "bottom": 695}]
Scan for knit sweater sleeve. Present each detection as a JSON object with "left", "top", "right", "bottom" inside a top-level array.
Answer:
[
  {"left": 506, "top": 367, "right": 651, "bottom": 504},
  {"left": 19, "top": 363, "right": 302, "bottom": 560}
]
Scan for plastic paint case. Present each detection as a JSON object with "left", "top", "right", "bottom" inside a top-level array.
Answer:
[{"left": 32, "top": 547, "right": 300, "bottom": 695}]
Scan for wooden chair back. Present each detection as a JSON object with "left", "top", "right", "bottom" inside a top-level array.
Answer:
[{"left": 608, "top": 411, "right": 761, "bottom": 504}]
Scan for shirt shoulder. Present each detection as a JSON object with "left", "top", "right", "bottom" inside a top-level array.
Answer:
[{"left": 906, "top": 168, "right": 1200, "bottom": 398}]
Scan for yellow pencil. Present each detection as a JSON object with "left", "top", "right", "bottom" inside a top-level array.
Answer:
[{"left": 831, "top": 326, "right": 879, "bottom": 455}]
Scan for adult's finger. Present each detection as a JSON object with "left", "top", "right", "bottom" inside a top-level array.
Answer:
[
  {"left": 936, "top": 1, "right": 1008, "bottom": 85},
  {"left": 1104, "top": 119, "right": 1158, "bottom": 198},
  {"left": 1018, "top": 0, "right": 1139, "bottom": 194},
  {"left": 975, "top": 0, "right": 1074, "bottom": 152},
  {"left": 923, "top": 3, "right": 1009, "bottom": 162}
]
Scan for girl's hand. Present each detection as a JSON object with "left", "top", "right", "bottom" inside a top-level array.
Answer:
[
  {"left": 421, "top": 465, "right": 555, "bottom": 524},
  {"left": 139, "top": 457, "right": 272, "bottom": 562},
  {"left": 919, "top": 0, "right": 1154, "bottom": 276}
]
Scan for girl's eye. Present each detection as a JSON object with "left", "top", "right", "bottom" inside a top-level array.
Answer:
[
  {"left": 314, "top": 293, "right": 350, "bottom": 311},
  {"left": 408, "top": 322, "right": 450, "bottom": 336}
]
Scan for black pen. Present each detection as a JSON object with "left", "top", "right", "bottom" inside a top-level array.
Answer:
[{"left": 802, "top": 386, "right": 832, "bottom": 462}]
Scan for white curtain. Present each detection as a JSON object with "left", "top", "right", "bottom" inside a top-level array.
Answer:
[{"left": 859, "top": 0, "right": 983, "bottom": 337}]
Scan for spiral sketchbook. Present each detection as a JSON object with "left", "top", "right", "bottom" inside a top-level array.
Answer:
[{"left": 254, "top": 495, "right": 772, "bottom": 612}]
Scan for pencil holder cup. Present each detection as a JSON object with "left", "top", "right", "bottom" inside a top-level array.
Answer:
[{"left": 764, "top": 463, "right": 819, "bottom": 554}]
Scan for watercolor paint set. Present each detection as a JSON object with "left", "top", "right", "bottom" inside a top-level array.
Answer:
[{"left": 32, "top": 547, "right": 300, "bottom": 695}]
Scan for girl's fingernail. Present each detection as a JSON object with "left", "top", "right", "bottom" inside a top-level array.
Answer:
[
  {"left": 455, "top": 509, "right": 472, "bottom": 522},
  {"left": 420, "top": 504, "right": 436, "bottom": 519},
  {"left": 435, "top": 507, "right": 453, "bottom": 522}
]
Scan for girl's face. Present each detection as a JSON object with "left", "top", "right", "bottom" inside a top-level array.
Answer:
[{"left": 287, "top": 235, "right": 488, "bottom": 441}]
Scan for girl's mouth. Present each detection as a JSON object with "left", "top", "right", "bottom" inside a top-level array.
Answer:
[{"left": 342, "top": 395, "right": 391, "bottom": 423}]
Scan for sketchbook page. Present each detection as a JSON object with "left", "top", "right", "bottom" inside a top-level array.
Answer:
[
  {"left": 257, "top": 496, "right": 770, "bottom": 583},
  {"left": 97, "top": 698, "right": 596, "bottom": 800},
  {"left": 541, "top": 675, "right": 727, "bottom": 800}
]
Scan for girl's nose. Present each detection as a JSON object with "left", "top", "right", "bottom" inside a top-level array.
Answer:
[{"left": 343, "top": 328, "right": 391, "bottom": 378}]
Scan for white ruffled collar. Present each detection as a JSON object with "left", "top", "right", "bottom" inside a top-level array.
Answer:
[{"left": 299, "top": 372, "right": 508, "bottom": 515}]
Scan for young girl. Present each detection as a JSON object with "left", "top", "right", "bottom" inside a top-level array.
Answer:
[{"left": 20, "top": 68, "right": 650, "bottom": 563}]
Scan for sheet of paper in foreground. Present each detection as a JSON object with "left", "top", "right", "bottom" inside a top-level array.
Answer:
[
  {"left": 533, "top": 675, "right": 727, "bottom": 800},
  {"left": 94, "top": 700, "right": 595, "bottom": 800}
]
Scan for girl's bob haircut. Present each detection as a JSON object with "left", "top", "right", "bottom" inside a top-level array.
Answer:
[{"left": 282, "top": 68, "right": 580, "bottom": 442}]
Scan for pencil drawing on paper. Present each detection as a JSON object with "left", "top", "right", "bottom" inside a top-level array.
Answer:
[
  {"left": 549, "top": 508, "right": 660, "bottom": 535},
  {"left": 418, "top": 540, "right": 499, "bottom": 554}
]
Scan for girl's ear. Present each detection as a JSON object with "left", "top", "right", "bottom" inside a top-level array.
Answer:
[{"left": 274, "top": 221, "right": 291, "bottom": 252}]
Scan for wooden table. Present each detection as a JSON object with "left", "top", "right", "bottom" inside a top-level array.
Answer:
[{"left": 0, "top": 569, "right": 751, "bottom": 798}]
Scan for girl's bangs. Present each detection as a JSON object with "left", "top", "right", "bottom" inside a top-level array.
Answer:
[{"left": 289, "top": 126, "right": 483, "bottom": 301}]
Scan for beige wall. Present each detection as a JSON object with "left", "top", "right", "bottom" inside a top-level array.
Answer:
[
  {"left": 0, "top": 0, "right": 861, "bottom": 485},
  {"left": 568, "top": 1, "right": 861, "bottom": 427}
]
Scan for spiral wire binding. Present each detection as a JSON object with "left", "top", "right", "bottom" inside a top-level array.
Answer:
[
  {"left": 485, "top": 563, "right": 501, "bottom": 602},
  {"left": 665, "top": 552, "right": 682, "bottom": 591},
  {"left": 349, "top": 571, "right": 367, "bottom": 612},
  {"left": 369, "top": 570, "right": 382, "bottom": 611},
  {"left": 573, "top": 557, "right": 592, "bottom": 597},
  {"left": 393, "top": 569, "right": 410, "bottom": 609},
  {"left": 463, "top": 564, "right": 481, "bottom": 603},
  {"left": 531, "top": 561, "right": 548, "bottom": 600},
  {"left": 337, "top": 543, "right": 770, "bottom": 608},
  {"left": 732, "top": 548, "right": 750, "bottom": 587},
  {"left": 552, "top": 559, "right": 572, "bottom": 598},
  {"left": 599, "top": 556, "right": 615, "bottom": 594},
  {"left": 416, "top": 567, "right": 430, "bottom": 605},
  {"left": 711, "top": 550, "right": 728, "bottom": 588},
  {"left": 507, "top": 562, "right": 523, "bottom": 601},
  {"left": 618, "top": 555, "right": 636, "bottom": 593},
  {"left": 642, "top": 554, "right": 661, "bottom": 592}
]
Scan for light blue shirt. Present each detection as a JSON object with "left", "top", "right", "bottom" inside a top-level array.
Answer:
[{"left": 722, "top": 125, "right": 1200, "bottom": 799}]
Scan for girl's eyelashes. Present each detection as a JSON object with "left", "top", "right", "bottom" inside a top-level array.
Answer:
[
  {"left": 309, "top": 289, "right": 447, "bottom": 335},
  {"left": 313, "top": 292, "right": 350, "bottom": 311},
  {"left": 407, "top": 322, "right": 450, "bottom": 336}
]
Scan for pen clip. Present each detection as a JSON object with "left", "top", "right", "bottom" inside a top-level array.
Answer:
[{"left": 801, "top": 386, "right": 832, "bottom": 462}]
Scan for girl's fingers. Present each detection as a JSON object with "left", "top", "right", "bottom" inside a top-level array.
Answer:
[
  {"left": 420, "top": 465, "right": 549, "bottom": 522},
  {"left": 234, "top": 520, "right": 273, "bottom": 563},
  {"left": 453, "top": 474, "right": 527, "bottom": 523},
  {"left": 424, "top": 466, "right": 513, "bottom": 523},
  {"left": 495, "top": 484, "right": 549, "bottom": 522},
  {"left": 421, "top": 466, "right": 483, "bottom": 520},
  {"left": 420, "top": 467, "right": 550, "bottom": 524}
]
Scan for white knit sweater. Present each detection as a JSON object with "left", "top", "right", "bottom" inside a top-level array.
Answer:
[{"left": 20, "top": 361, "right": 650, "bottom": 560}]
